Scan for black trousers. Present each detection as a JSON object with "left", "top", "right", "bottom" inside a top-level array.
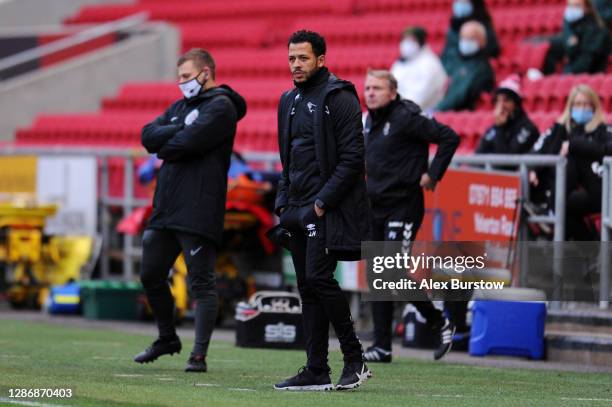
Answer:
[
  {"left": 566, "top": 189, "right": 601, "bottom": 241},
  {"left": 140, "top": 228, "right": 218, "bottom": 356},
  {"left": 370, "top": 187, "right": 444, "bottom": 351},
  {"left": 281, "top": 204, "right": 363, "bottom": 371}
]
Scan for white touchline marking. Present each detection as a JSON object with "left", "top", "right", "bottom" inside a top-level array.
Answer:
[
  {"left": 72, "top": 341, "right": 121, "bottom": 346},
  {"left": 227, "top": 388, "right": 256, "bottom": 392},
  {"left": 113, "top": 374, "right": 144, "bottom": 378},
  {"left": 194, "top": 383, "right": 220, "bottom": 387},
  {"left": 0, "top": 397, "right": 70, "bottom": 407},
  {"left": 416, "top": 394, "right": 468, "bottom": 398},
  {"left": 156, "top": 378, "right": 175, "bottom": 381},
  {"left": 561, "top": 397, "right": 612, "bottom": 402}
]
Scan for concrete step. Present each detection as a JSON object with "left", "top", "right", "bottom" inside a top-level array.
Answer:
[{"left": 545, "top": 308, "right": 612, "bottom": 366}]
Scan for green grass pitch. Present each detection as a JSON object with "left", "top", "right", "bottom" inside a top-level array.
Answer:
[{"left": 1, "top": 320, "right": 611, "bottom": 406}]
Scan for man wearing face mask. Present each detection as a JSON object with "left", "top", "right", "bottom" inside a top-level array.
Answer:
[
  {"left": 441, "top": 0, "right": 500, "bottom": 75},
  {"left": 543, "top": 0, "right": 610, "bottom": 74},
  {"left": 476, "top": 75, "right": 539, "bottom": 167},
  {"left": 134, "top": 48, "right": 246, "bottom": 372},
  {"left": 436, "top": 20, "right": 494, "bottom": 112},
  {"left": 390, "top": 26, "right": 447, "bottom": 112}
]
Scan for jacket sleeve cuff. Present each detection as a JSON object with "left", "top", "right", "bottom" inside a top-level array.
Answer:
[
  {"left": 316, "top": 188, "right": 338, "bottom": 209},
  {"left": 274, "top": 196, "right": 288, "bottom": 216}
]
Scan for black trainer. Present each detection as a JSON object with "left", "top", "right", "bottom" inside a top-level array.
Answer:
[
  {"left": 335, "top": 362, "right": 371, "bottom": 391},
  {"left": 434, "top": 319, "right": 456, "bottom": 360},
  {"left": 185, "top": 353, "right": 207, "bottom": 372},
  {"left": 133, "top": 336, "right": 181, "bottom": 364},
  {"left": 273, "top": 366, "right": 333, "bottom": 391},
  {"left": 363, "top": 346, "right": 392, "bottom": 363}
]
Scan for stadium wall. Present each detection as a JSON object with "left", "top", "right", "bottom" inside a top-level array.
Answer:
[
  {"left": 0, "top": 23, "right": 179, "bottom": 141},
  {"left": 0, "top": 0, "right": 133, "bottom": 28}
]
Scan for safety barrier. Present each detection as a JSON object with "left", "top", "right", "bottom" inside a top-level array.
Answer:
[
  {"left": 599, "top": 157, "right": 612, "bottom": 308},
  {"left": 1, "top": 147, "right": 609, "bottom": 307}
]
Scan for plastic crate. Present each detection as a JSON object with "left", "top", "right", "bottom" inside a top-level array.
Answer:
[
  {"left": 80, "top": 280, "right": 143, "bottom": 320},
  {"left": 47, "top": 282, "right": 81, "bottom": 315},
  {"left": 469, "top": 300, "right": 546, "bottom": 359}
]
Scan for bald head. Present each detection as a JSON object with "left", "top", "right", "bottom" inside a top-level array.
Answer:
[{"left": 460, "top": 20, "right": 487, "bottom": 48}]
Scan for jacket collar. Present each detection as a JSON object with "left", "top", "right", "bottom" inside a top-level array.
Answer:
[
  {"left": 367, "top": 96, "right": 401, "bottom": 125},
  {"left": 294, "top": 67, "right": 330, "bottom": 90}
]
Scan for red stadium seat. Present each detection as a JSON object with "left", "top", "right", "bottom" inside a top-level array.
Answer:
[{"left": 21, "top": 0, "right": 597, "bottom": 160}]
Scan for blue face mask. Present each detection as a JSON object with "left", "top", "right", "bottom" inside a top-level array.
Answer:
[
  {"left": 459, "top": 39, "right": 480, "bottom": 56},
  {"left": 571, "top": 107, "right": 594, "bottom": 125},
  {"left": 564, "top": 5, "right": 584, "bottom": 23},
  {"left": 453, "top": 1, "right": 474, "bottom": 18}
]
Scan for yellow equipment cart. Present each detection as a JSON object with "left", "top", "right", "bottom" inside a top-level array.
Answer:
[{"left": 0, "top": 203, "right": 91, "bottom": 308}]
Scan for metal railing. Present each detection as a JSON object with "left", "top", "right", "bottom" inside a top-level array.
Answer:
[
  {"left": 0, "top": 12, "right": 149, "bottom": 79},
  {"left": 1, "top": 147, "right": 610, "bottom": 307},
  {"left": 600, "top": 157, "right": 612, "bottom": 308},
  {"left": 0, "top": 146, "right": 279, "bottom": 282},
  {"left": 451, "top": 155, "right": 567, "bottom": 242},
  {"left": 451, "top": 155, "right": 570, "bottom": 309}
]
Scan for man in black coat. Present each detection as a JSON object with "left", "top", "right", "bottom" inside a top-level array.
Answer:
[
  {"left": 133, "top": 48, "right": 246, "bottom": 372},
  {"left": 363, "top": 70, "right": 460, "bottom": 363},
  {"left": 272, "top": 30, "right": 371, "bottom": 392}
]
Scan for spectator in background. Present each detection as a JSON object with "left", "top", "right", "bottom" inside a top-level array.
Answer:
[
  {"left": 441, "top": 0, "right": 500, "bottom": 75},
  {"left": 530, "top": 85, "right": 612, "bottom": 240},
  {"left": 476, "top": 75, "right": 539, "bottom": 156},
  {"left": 436, "top": 20, "right": 495, "bottom": 112},
  {"left": 594, "top": 0, "right": 612, "bottom": 30},
  {"left": 390, "top": 26, "right": 448, "bottom": 111},
  {"left": 543, "top": 0, "right": 610, "bottom": 74}
]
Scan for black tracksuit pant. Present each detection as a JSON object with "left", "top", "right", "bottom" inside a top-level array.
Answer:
[
  {"left": 140, "top": 228, "right": 218, "bottom": 356},
  {"left": 370, "top": 187, "right": 444, "bottom": 351},
  {"left": 281, "top": 204, "right": 363, "bottom": 372}
]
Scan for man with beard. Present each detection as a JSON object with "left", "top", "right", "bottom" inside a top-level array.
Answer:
[{"left": 273, "top": 30, "right": 371, "bottom": 391}]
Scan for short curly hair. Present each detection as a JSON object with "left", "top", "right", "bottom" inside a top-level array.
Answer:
[{"left": 287, "top": 30, "right": 326, "bottom": 57}]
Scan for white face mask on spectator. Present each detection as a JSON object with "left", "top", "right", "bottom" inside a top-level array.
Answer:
[
  {"left": 453, "top": 0, "right": 473, "bottom": 18},
  {"left": 459, "top": 39, "right": 480, "bottom": 56},
  {"left": 564, "top": 5, "right": 585, "bottom": 23},
  {"left": 399, "top": 39, "right": 421, "bottom": 60}
]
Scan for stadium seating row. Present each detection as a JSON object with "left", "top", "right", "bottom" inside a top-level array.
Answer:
[
  {"left": 15, "top": 110, "right": 278, "bottom": 153},
  {"left": 289, "top": 6, "right": 563, "bottom": 46},
  {"left": 65, "top": 0, "right": 353, "bottom": 25},
  {"left": 353, "top": 0, "right": 565, "bottom": 13},
  {"left": 15, "top": 0, "right": 605, "bottom": 160},
  {"left": 100, "top": 72, "right": 612, "bottom": 115}
]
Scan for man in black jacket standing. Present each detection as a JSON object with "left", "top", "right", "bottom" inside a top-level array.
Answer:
[
  {"left": 363, "top": 70, "right": 460, "bottom": 363},
  {"left": 133, "top": 48, "right": 246, "bottom": 372},
  {"left": 273, "top": 30, "right": 371, "bottom": 391}
]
